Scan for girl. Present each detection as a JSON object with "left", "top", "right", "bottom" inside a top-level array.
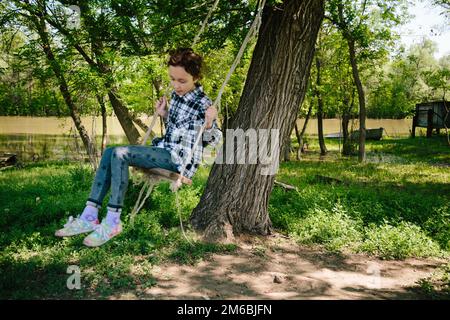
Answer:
[{"left": 55, "top": 48, "right": 222, "bottom": 247}]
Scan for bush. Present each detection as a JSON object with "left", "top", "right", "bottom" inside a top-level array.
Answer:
[
  {"left": 68, "top": 165, "right": 94, "bottom": 189},
  {"left": 289, "top": 203, "right": 363, "bottom": 252},
  {"left": 359, "top": 221, "right": 442, "bottom": 259}
]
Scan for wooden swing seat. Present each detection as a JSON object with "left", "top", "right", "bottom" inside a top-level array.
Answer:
[{"left": 140, "top": 167, "right": 192, "bottom": 186}]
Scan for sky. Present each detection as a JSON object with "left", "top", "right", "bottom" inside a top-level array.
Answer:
[{"left": 397, "top": 0, "right": 450, "bottom": 58}]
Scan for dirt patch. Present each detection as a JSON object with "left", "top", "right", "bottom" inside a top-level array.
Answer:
[{"left": 108, "top": 234, "right": 446, "bottom": 300}]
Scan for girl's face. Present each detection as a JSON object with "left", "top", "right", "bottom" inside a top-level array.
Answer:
[{"left": 169, "top": 65, "right": 197, "bottom": 96}]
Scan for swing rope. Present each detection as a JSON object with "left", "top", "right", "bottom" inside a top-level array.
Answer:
[
  {"left": 130, "top": 0, "right": 266, "bottom": 243},
  {"left": 130, "top": 0, "right": 222, "bottom": 225},
  {"left": 192, "top": 0, "right": 221, "bottom": 47}
]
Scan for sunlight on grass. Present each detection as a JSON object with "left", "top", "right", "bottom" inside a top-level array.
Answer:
[{"left": 1, "top": 136, "right": 449, "bottom": 298}]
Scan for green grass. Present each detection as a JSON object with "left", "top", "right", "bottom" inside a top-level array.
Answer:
[
  {"left": 0, "top": 163, "right": 237, "bottom": 299},
  {"left": 273, "top": 134, "right": 450, "bottom": 298},
  {"left": 414, "top": 262, "right": 450, "bottom": 299},
  {"left": 0, "top": 135, "right": 449, "bottom": 298}
]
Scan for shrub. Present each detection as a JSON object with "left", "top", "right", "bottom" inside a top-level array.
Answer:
[
  {"left": 359, "top": 221, "right": 442, "bottom": 259},
  {"left": 289, "top": 203, "right": 362, "bottom": 252}
]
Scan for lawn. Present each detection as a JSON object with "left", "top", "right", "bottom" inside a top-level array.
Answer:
[{"left": 0, "top": 135, "right": 449, "bottom": 299}]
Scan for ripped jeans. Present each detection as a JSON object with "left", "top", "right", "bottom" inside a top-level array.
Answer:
[{"left": 85, "top": 146, "right": 179, "bottom": 212}]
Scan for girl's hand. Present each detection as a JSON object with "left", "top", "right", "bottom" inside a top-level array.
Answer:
[
  {"left": 205, "top": 106, "right": 218, "bottom": 129},
  {"left": 155, "top": 96, "right": 168, "bottom": 118}
]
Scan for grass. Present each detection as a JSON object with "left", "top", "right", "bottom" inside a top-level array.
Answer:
[
  {"left": 273, "top": 135, "right": 449, "bottom": 254},
  {"left": 414, "top": 262, "right": 450, "bottom": 299},
  {"left": 0, "top": 163, "right": 237, "bottom": 299},
  {"left": 0, "top": 134, "right": 449, "bottom": 298}
]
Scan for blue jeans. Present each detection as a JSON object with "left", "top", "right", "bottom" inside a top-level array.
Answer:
[{"left": 86, "top": 146, "right": 179, "bottom": 211}]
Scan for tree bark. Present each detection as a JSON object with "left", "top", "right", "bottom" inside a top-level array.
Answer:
[
  {"left": 342, "top": 111, "right": 352, "bottom": 155},
  {"left": 347, "top": 38, "right": 366, "bottom": 162},
  {"left": 103, "top": 89, "right": 140, "bottom": 144},
  {"left": 152, "top": 78, "right": 165, "bottom": 136},
  {"left": 295, "top": 102, "right": 313, "bottom": 160},
  {"left": 96, "top": 94, "right": 108, "bottom": 154},
  {"left": 341, "top": 88, "right": 356, "bottom": 156},
  {"left": 315, "top": 57, "right": 327, "bottom": 156},
  {"left": 190, "top": 0, "right": 324, "bottom": 241},
  {"left": 282, "top": 134, "right": 291, "bottom": 162}
]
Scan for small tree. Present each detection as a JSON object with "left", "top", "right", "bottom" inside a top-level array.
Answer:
[{"left": 326, "top": 0, "right": 408, "bottom": 162}]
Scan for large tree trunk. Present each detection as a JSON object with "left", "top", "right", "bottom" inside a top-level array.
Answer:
[
  {"left": 347, "top": 39, "right": 366, "bottom": 162},
  {"left": 315, "top": 57, "right": 327, "bottom": 156},
  {"left": 190, "top": 0, "right": 324, "bottom": 241}
]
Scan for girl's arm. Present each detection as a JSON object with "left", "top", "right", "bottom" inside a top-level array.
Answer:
[
  {"left": 205, "top": 106, "right": 218, "bottom": 129},
  {"left": 198, "top": 102, "right": 222, "bottom": 148},
  {"left": 155, "top": 96, "right": 168, "bottom": 119}
]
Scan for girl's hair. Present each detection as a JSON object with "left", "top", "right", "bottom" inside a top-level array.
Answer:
[{"left": 168, "top": 48, "right": 203, "bottom": 80}]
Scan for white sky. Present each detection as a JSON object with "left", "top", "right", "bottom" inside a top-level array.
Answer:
[{"left": 396, "top": 0, "right": 450, "bottom": 58}]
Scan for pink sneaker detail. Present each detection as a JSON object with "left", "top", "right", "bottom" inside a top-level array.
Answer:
[
  {"left": 55, "top": 216, "right": 99, "bottom": 237},
  {"left": 83, "top": 220, "right": 122, "bottom": 247}
]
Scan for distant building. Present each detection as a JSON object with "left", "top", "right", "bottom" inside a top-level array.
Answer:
[{"left": 412, "top": 101, "right": 450, "bottom": 138}]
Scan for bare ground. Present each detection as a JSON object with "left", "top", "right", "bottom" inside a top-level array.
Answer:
[{"left": 108, "top": 234, "right": 446, "bottom": 300}]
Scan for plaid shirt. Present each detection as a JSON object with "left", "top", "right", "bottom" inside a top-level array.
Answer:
[{"left": 152, "top": 85, "right": 222, "bottom": 179}]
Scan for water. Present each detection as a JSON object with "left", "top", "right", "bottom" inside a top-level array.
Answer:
[
  {"left": 295, "top": 118, "right": 414, "bottom": 137},
  {"left": 0, "top": 133, "right": 128, "bottom": 162},
  {"left": 0, "top": 116, "right": 161, "bottom": 135},
  {"left": 0, "top": 116, "right": 159, "bottom": 162},
  {"left": 0, "top": 116, "right": 415, "bottom": 162}
]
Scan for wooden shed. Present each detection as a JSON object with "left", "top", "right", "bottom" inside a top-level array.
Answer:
[{"left": 412, "top": 100, "right": 449, "bottom": 138}]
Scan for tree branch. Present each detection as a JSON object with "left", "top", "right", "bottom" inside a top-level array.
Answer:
[{"left": 42, "top": 7, "right": 97, "bottom": 67}]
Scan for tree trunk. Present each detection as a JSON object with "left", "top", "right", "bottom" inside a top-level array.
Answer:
[
  {"left": 294, "top": 122, "right": 302, "bottom": 160},
  {"left": 96, "top": 94, "right": 108, "bottom": 154},
  {"left": 341, "top": 87, "right": 356, "bottom": 155},
  {"left": 89, "top": 38, "right": 142, "bottom": 145},
  {"left": 61, "top": 2, "right": 142, "bottom": 145},
  {"left": 190, "top": 0, "right": 324, "bottom": 241},
  {"left": 282, "top": 134, "right": 291, "bottom": 162},
  {"left": 104, "top": 89, "right": 140, "bottom": 144},
  {"left": 32, "top": 13, "right": 93, "bottom": 157},
  {"left": 295, "top": 102, "right": 313, "bottom": 160},
  {"left": 342, "top": 111, "right": 352, "bottom": 155},
  {"left": 347, "top": 39, "right": 366, "bottom": 162},
  {"left": 315, "top": 57, "right": 327, "bottom": 156},
  {"left": 82, "top": 41, "right": 142, "bottom": 144}
]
